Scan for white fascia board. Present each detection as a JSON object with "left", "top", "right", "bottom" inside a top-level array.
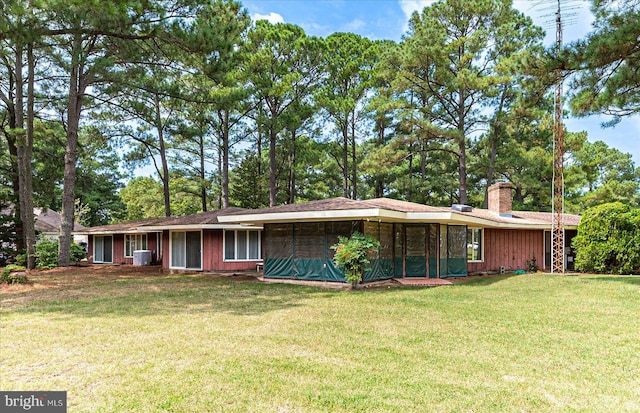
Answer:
[
  {"left": 72, "top": 228, "right": 157, "bottom": 235},
  {"left": 217, "top": 208, "right": 391, "bottom": 223},
  {"left": 138, "top": 224, "right": 262, "bottom": 232}
]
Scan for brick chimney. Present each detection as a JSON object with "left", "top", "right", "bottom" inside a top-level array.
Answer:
[{"left": 487, "top": 182, "right": 513, "bottom": 218}]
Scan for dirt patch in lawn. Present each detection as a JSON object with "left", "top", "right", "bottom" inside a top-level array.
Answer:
[{"left": 0, "top": 264, "right": 258, "bottom": 297}]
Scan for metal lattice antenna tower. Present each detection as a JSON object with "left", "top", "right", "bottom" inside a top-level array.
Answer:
[
  {"left": 533, "top": 0, "right": 582, "bottom": 273},
  {"left": 551, "top": 0, "right": 566, "bottom": 274}
]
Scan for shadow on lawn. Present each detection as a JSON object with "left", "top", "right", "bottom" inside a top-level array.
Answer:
[{"left": 1, "top": 275, "right": 337, "bottom": 318}]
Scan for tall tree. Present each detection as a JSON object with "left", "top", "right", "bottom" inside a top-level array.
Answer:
[
  {"left": 317, "top": 33, "right": 376, "bottom": 199},
  {"left": 245, "top": 21, "right": 324, "bottom": 206},
  {"left": 0, "top": 1, "right": 39, "bottom": 268},
  {"left": 186, "top": 0, "right": 251, "bottom": 209},
  {"left": 395, "top": 0, "right": 542, "bottom": 204},
  {"left": 568, "top": 0, "right": 640, "bottom": 119},
  {"left": 39, "top": 0, "right": 182, "bottom": 265}
]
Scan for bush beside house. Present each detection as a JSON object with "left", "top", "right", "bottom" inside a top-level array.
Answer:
[{"left": 573, "top": 202, "right": 640, "bottom": 274}]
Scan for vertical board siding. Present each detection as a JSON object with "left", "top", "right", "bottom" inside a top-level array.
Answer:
[
  {"left": 202, "top": 229, "right": 259, "bottom": 272},
  {"left": 113, "top": 234, "right": 126, "bottom": 264},
  {"left": 468, "top": 229, "right": 544, "bottom": 273},
  {"left": 162, "top": 230, "right": 170, "bottom": 270},
  {"left": 87, "top": 235, "right": 94, "bottom": 263}
]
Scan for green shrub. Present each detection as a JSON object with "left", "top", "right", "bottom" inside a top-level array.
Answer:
[
  {"left": 1, "top": 264, "right": 28, "bottom": 284},
  {"left": 15, "top": 251, "right": 26, "bottom": 267},
  {"left": 35, "top": 239, "right": 59, "bottom": 269},
  {"left": 573, "top": 202, "right": 640, "bottom": 274},
  {"left": 331, "top": 232, "right": 380, "bottom": 287},
  {"left": 70, "top": 242, "right": 87, "bottom": 264},
  {"left": 35, "top": 239, "right": 87, "bottom": 269}
]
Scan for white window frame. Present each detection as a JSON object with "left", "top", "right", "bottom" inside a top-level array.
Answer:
[
  {"left": 157, "top": 232, "right": 163, "bottom": 259},
  {"left": 467, "top": 227, "right": 484, "bottom": 262},
  {"left": 223, "top": 229, "right": 262, "bottom": 262},
  {"left": 93, "top": 235, "right": 113, "bottom": 264},
  {"left": 124, "top": 234, "right": 147, "bottom": 258},
  {"left": 169, "top": 230, "right": 203, "bottom": 270}
]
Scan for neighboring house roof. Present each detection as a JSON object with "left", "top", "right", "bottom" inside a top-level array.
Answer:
[
  {"left": 34, "top": 208, "right": 86, "bottom": 234},
  {"left": 218, "top": 197, "right": 581, "bottom": 230}
]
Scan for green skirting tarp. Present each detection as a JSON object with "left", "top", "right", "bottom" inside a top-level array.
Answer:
[
  {"left": 265, "top": 258, "right": 347, "bottom": 282},
  {"left": 447, "top": 258, "right": 467, "bottom": 276},
  {"left": 394, "top": 257, "right": 403, "bottom": 278},
  {"left": 406, "top": 255, "right": 427, "bottom": 277},
  {"left": 265, "top": 257, "right": 294, "bottom": 279},
  {"left": 364, "top": 258, "right": 393, "bottom": 282},
  {"left": 294, "top": 258, "right": 326, "bottom": 281},
  {"left": 325, "top": 260, "right": 347, "bottom": 282},
  {"left": 429, "top": 257, "right": 438, "bottom": 278},
  {"left": 439, "top": 258, "right": 467, "bottom": 277}
]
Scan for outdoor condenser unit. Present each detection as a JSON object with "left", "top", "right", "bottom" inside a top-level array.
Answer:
[{"left": 133, "top": 250, "right": 152, "bottom": 266}]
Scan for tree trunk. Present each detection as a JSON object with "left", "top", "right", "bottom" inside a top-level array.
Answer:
[
  {"left": 221, "top": 109, "right": 230, "bottom": 209},
  {"left": 288, "top": 129, "right": 296, "bottom": 204},
  {"left": 375, "top": 121, "right": 385, "bottom": 198},
  {"left": 22, "top": 42, "right": 36, "bottom": 269},
  {"left": 199, "top": 134, "right": 207, "bottom": 212},
  {"left": 15, "top": 40, "right": 36, "bottom": 269},
  {"left": 269, "top": 123, "right": 277, "bottom": 207},
  {"left": 58, "top": 33, "right": 84, "bottom": 266},
  {"left": 2, "top": 92, "right": 23, "bottom": 250},
  {"left": 342, "top": 123, "right": 349, "bottom": 198},
  {"left": 457, "top": 90, "right": 467, "bottom": 205},
  {"left": 154, "top": 94, "right": 171, "bottom": 217},
  {"left": 216, "top": 133, "right": 222, "bottom": 209},
  {"left": 350, "top": 110, "right": 357, "bottom": 200}
]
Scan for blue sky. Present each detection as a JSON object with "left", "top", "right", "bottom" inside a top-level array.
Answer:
[{"left": 242, "top": 0, "right": 640, "bottom": 165}]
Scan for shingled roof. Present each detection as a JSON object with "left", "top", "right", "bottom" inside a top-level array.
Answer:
[
  {"left": 138, "top": 207, "right": 247, "bottom": 227},
  {"left": 75, "top": 198, "right": 581, "bottom": 234},
  {"left": 34, "top": 208, "right": 85, "bottom": 233},
  {"left": 77, "top": 217, "right": 172, "bottom": 234},
  {"left": 220, "top": 197, "right": 581, "bottom": 229},
  {"left": 75, "top": 208, "right": 251, "bottom": 234},
  {"left": 223, "top": 198, "right": 366, "bottom": 215}
]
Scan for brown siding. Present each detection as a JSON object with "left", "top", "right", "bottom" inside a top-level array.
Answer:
[
  {"left": 113, "top": 234, "right": 126, "bottom": 264},
  {"left": 87, "top": 232, "right": 163, "bottom": 266},
  {"left": 202, "top": 229, "right": 259, "bottom": 272},
  {"left": 87, "top": 235, "right": 93, "bottom": 263},
  {"left": 162, "top": 230, "right": 170, "bottom": 270},
  {"left": 468, "top": 228, "right": 544, "bottom": 273}
]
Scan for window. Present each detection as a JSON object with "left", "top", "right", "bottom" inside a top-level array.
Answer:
[
  {"left": 224, "top": 230, "right": 261, "bottom": 261},
  {"left": 467, "top": 228, "right": 483, "bottom": 262},
  {"left": 125, "top": 234, "right": 147, "bottom": 257},
  {"left": 170, "top": 231, "right": 201, "bottom": 269}
]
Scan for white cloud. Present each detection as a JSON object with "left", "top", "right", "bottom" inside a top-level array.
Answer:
[
  {"left": 342, "top": 18, "right": 366, "bottom": 32},
  {"left": 398, "top": 0, "right": 437, "bottom": 19},
  {"left": 253, "top": 12, "right": 285, "bottom": 24},
  {"left": 398, "top": 0, "right": 438, "bottom": 33}
]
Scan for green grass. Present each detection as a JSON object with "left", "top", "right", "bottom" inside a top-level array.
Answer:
[{"left": 2, "top": 271, "right": 639, "bottom": 412}]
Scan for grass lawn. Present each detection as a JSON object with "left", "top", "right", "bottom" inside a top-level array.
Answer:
[{"left": 1, "top": 268, "right": 639, "bottom": 412}]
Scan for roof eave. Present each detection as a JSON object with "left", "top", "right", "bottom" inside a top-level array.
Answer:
[{"left": 139, "top": 224, "right": 262, "bottom": 231}]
